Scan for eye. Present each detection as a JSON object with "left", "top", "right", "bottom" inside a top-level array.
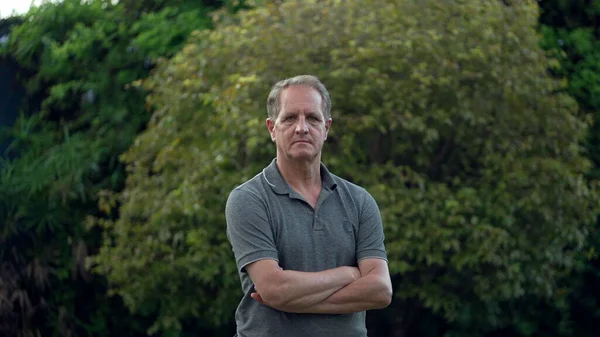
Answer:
[{"left": 308, "top": 116, "right": 319, "bottom": 121}]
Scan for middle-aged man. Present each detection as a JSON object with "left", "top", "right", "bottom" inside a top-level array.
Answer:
[{"left": 225, "top": 75, "right": 392, "bottom": 337}]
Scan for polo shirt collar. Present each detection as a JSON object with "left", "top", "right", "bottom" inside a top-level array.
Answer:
[{"left": 262, "top": 158, "right": 337, "bottom": 195}]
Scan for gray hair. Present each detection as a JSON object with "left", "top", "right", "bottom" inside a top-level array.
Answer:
[{"left": 266, "top": 75, "right": 332, "bottom": 121}]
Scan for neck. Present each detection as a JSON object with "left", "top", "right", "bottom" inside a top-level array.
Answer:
[{"left": 276, "top": 153, "right": 322, "bottom": 191}]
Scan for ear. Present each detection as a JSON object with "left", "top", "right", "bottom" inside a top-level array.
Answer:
[
  {"left": 324, "top": 118, "right": 332, "bottom": 140},
  {"left": 266, "top": 118, "right": 276, "bottom": 142}
]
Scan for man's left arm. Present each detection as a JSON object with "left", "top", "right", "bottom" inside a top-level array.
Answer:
[
  {"left": 253, "top": 258, "right": 392, "bottom": 313},
  {"left": 296, "top": 258, "right": 392, "bottom": 313},
  {"left": 252, "top": 190, "right": 393, "bottom": 314}
]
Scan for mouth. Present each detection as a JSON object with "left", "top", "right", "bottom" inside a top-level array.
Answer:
[{"left": 293, "top": 140, "right": 311, "bottom": 144}]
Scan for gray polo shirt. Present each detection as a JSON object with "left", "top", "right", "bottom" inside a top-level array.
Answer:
[{"left": 225, "top": 158, "right": 388, "bottom": 337}]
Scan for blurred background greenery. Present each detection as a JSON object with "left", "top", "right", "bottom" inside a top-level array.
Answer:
[{"left": 0, "top": 0, "right": 599, "bottom": 336}]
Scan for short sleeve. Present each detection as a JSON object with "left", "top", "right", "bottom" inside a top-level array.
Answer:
[
  {"left": 356, "top": 190, "right": 388, "bottom": 263},
  {"left": 225, "top": 188, "right": 279, "bottom": 272}
]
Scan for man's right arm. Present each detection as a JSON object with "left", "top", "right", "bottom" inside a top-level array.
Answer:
[
  {"left": 226, "top": 188, "right": 360, "bottom": 311},
  {"left": 245, "top": 260, "right": 360, "bottom": 310}
]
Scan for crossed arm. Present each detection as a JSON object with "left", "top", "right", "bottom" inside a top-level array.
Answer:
[{"left": 245, "top": 258, "right": 392, "bottom": 314}]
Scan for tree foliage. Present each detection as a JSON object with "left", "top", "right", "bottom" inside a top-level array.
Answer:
[
  {"left": 539, "top": 0, "right": 600, "bottom": 179},
  {"left": 490, "top": 1, "right": 600, "bottom": 336},
  {"left": 92, "top": 0, "right": 600, "bottom": 335},
  {"left": 0, "top": 0, "right": 217, "bottom": 336},
  {"left": 423, "top": 2, "right": 600, "bottom": 336}
]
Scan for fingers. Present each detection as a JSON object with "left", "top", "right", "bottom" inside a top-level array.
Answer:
[{"left": 251, "top": 292, "right": 265, "bottom": 304}]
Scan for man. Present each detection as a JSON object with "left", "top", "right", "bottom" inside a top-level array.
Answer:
[{"left": 225, "top": 75, "right": 392, "bottom": 337}]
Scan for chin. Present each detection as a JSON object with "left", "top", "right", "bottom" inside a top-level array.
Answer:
[{"left": 287, "top": 150, "right": 318, "bottom": 162}]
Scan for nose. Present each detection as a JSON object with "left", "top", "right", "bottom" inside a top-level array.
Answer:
[{"left": 295, "top": 117, "right": 308, "bottom": 134}]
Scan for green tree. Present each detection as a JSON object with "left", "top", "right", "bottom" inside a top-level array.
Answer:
[
  {"left": 92, "top": 1, "right": 599, "bottom": 336},
  {"left": 539, "top": 0, "right": 600, "bottom": 180},
  {"left": 476, "top": 1, "right": 600, "bottom": 337},
  {"left": 0, "top": 0, "right": 219, "bottom": 335},
  {"left": 425, "top": 2, "right": 600, "bottom": 336}
]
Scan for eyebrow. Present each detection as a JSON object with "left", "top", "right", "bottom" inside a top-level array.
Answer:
[{"left": 280, "top": 110, "right": 322, "bottom": 120}]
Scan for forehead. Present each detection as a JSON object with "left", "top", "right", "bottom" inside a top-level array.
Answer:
[{"left": 280, "top": 86, "right": 323, "bottom": 113}]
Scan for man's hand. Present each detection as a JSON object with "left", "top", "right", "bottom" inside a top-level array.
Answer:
[{"left": 250, "top": 292, "right": 265, "bottom": 304}]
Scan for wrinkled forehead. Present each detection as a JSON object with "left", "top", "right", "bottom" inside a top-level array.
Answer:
[{"left": 279, "top": 86, "right": 324, "bottom": 114}]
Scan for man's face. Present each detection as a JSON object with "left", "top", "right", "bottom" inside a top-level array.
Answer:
[{"left": 267, "top": 86, "right": 332, "bottom": 162}]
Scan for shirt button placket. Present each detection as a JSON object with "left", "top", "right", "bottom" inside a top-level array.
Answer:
[{"left": 313, "top": 212, "right": 323, "bottom": 231}]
